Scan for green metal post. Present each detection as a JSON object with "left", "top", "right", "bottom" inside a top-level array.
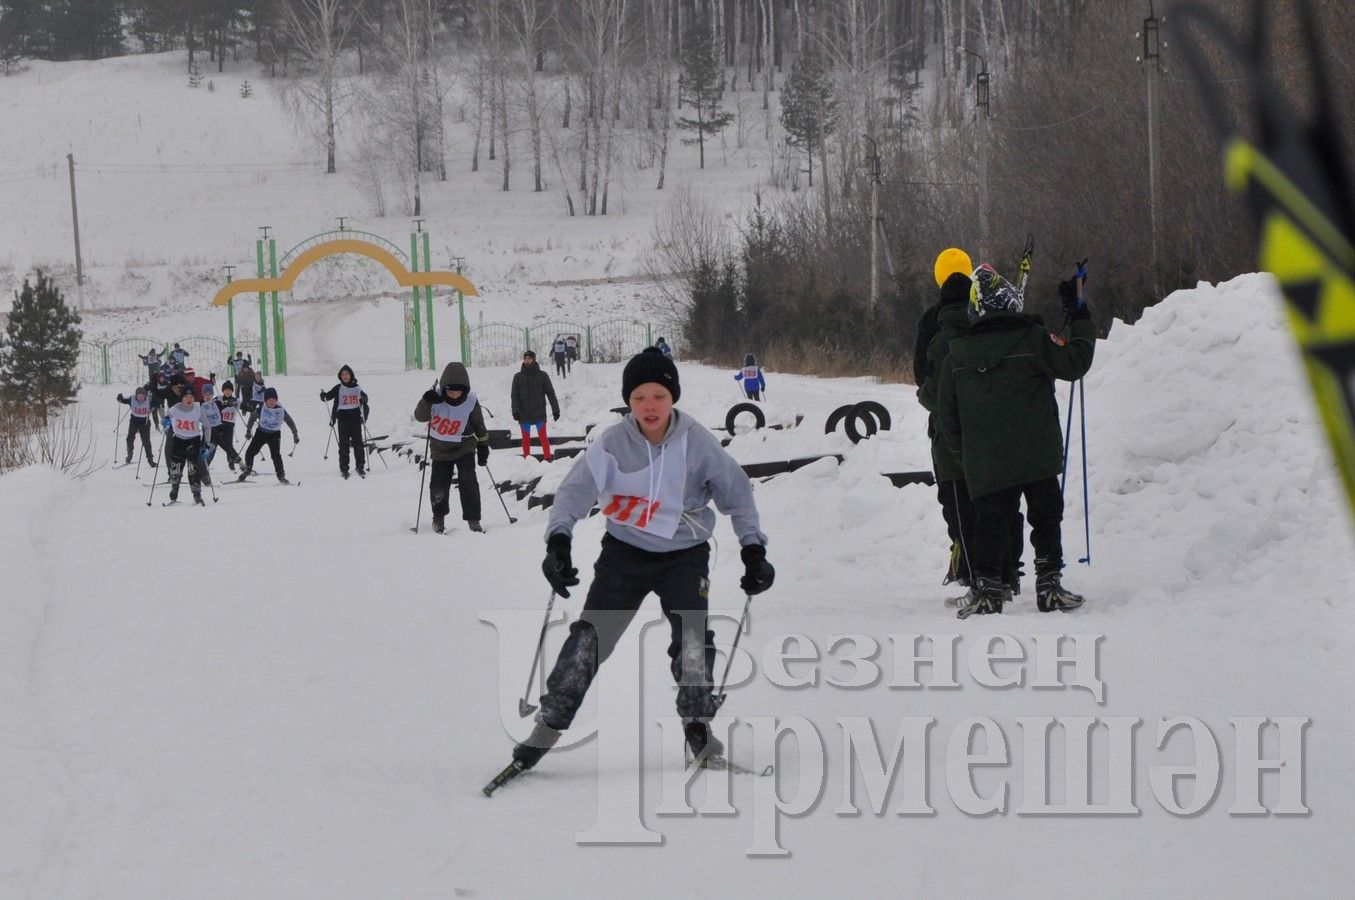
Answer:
[
  {"left": 646, "top": 323, "right": 653, "bottom": 346},
  {"left": 269, "top": 239, "right": 284, "bottom": 374},
  {"left": 256, "top": 239, "right": 269, "bottom": 376},
  {"left": 228, "top": 298, "right": 235, "bottom": 356},
  {"left": 410, "top": 233, "right": 423, "bottom": 369},
  {"left": 586, "top": 325, "right": 592, "bottom": 363},
  {"left": 101, "top": 344, "right": 110, "bottom": 385},
  {"left": 423, "top": 230, "right": 435, "bottom": 370},
  {"left": 456, "top": 261, "right": 468, "bottom": 363},
  {"left": 524, "top": 327, "right": 531, "bottom": 354}
]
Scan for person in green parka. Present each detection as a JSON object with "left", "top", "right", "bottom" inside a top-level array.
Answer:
[{"left": 937, "top": 263, "right": 1096, "bottom": 617}]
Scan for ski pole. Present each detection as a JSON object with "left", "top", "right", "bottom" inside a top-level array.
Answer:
[
  {"left": 483, "top": 458, "right": 518, "bottom": 524},
  {"left": 134, "top": 441, "right": 143, "bottom": 480},
  {"left": 712, "top": 593, "right": 754, "bottom": 711},
  {"left": 410, "top": 421, "right": 433, "bottom": 533},
  {"left": 518, "top": 588, "right": 558, "bottom": 717},
  {"left": 1060, "top": 380, "right": 1077, "bottom": 496},
  {"left": 364, "top": 423, "right": 389, "bottom": 469},
  {"left": 323, "top": 414, "right": 336, "bottom": 459},
  {"left": 145, "top": 427, "right": 168, "bottom": 506},
  {"left": 1078, "top": 379, "right": 1091, "bottom": 565},
  {"left": 113, "top": 405, "right": 127, "bottom": 464}
]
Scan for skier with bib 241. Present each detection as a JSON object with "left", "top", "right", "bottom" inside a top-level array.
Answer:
[{"left": 492, "top": 347, "right": 776, "bottom": 787}]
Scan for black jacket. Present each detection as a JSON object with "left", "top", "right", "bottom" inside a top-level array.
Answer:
[
  {"left": 414, "top": 361, "right": 490, "bottom": 462},
  {"left": 321, "top": 365, "right": 370, "bottom": 421},
  {"left": 510, "top": 362, "right": 560, "bottom": 423}
]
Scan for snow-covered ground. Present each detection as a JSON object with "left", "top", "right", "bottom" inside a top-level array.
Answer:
[{"left": 3, "top": 271, "right": 1354, "bottom": 896}]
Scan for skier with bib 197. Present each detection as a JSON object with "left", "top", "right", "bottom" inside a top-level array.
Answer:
[
  {"left": 211, "top": 380, "right": 244, "bottom": 471},
  {"left": 936, "top": 262, "right": 1096, "bottom": 618},
  {"left": 414, "top": 361, "right": 490, "bottom": 534},
  {"left": 733, "top": 353, "right": 766, "bottom": 401},
  {"left": 116, "top": 384, "right": 157, "bottom": 466},
  {"left": 162, "top": 385, "right": 213, "bottom": 505},
  {"left": 240, "top": 387, "right": 299, "bottom": 483},
  {"left": 499, "top": 347, "right": 776, "bottom": 781},
  {"left": 320, "top": 365, "right": 370, "bottom": 479}
]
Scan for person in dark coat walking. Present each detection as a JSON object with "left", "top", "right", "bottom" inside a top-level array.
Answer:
[
  {"left": 937, "top": 263, "right": 1096, "bottom": 617},
  {"left": 510, "top": 350, "right": 560, "bottom": 460},
  {"left": 414, "top": 361, "right": 491, "bottom": 533}
]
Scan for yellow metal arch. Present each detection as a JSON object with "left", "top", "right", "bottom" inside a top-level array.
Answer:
[{"left": 211, "top": 238, "right": 479, "bottom": 306}]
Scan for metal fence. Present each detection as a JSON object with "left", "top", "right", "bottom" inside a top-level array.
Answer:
[
  {"left": 78, "top": 335, "right": 232, "bottom": 386},
  {"left": 467, "top": 319, "right": 679, "bottom": 367}
]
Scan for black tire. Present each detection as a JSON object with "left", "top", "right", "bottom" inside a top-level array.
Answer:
[
  {"left": 725, "top": 402, "right": 766, "bottom": 434},
  {"left": 843, "top": 405, "right": 879, "bottom": 444},
  {"left": 824, "top": 404, "right": 856, "bottom": 435},
  {"left": 853, "top": 400, "right": 892, "bottom": 432}
]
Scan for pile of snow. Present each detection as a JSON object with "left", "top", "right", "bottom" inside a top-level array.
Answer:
[{"left": 2, "top": 274, "right": 1353, "bottom": 895}]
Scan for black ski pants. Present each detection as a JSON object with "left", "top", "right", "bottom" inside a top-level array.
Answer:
[
  {"left": 537, "top": 536, "right": 718, "bottom": 731},
  {"left": 167, "top": 435, "right": 210, "bottom": 498},
  {"left": 430, "top": 454, "right": 480, "bottom": 521},
  {"left": 971, "top": 477, "right": 1064, "bottom": 582},
  {"left": 210, "top": 423, "right": 240, "bottom": 466},
  {"left": 554, "top": 353, "right": 568, "bottom": 377},
  {"left": 336, "top": 415, "right": 365, "bottom": 474},
  {"left": 245, "top": 429, "right": 285, "bottom": 477},
  {"left": 939, "top": 478, "right": 1024, "bottom": 584},
  {"left": 125, "top": 416, "right": 154, "bottom": 462}
]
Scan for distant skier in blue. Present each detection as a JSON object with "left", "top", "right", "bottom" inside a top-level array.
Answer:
[{"left": 734, "top": 353, "right": 766, "bottom": 401}]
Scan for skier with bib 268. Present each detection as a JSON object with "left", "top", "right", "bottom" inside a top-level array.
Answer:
[
  {"left": 733, "top": 353, "right": 766, "bottom": 401},
  {"left": 116, "top": 384, "right": 157, "bottom": 466},
  {"left": 162, "top": 385, "right": 213, "bottom": 505},
  {"left": 937, "top": 263, "right": 1095, "bottom": 617},
  {"left": 240, "top": 387, "right": 299, "bottom": 483},
  {"left": 504, "top": 347, "right": 776, "bottom": 777},
  {"left": 414, "top": 361, "right": 490, "bottom": 534},
  {"left": 320, "top": 365, "right": 370, "bottom": 479}
]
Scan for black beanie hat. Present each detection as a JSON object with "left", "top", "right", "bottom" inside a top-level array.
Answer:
[
  {"left": 222, "top": 380, "right": 234, "bottom": 391},
  {"left": 622, "top": 347, "right": 680, "bottom": 403}
]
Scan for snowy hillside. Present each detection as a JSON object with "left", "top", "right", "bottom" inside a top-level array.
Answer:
[
  {"left": 2, "top": 271, "right": 1353, "bottom": 896},
  {"left": 0, "top": 52, "right": 777, "bottom": 333}
]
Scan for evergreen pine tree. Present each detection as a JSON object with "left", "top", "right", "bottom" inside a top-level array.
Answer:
[
  {"left": 0, "top": 271, "right": 83, "bottom": 414},
  {"left": 676, "top": 14, "right": 734, "bottom": 170},
  {"left": 780, "top": 47, "right": 837, "bottom": 188},
  {"left": 740, "top": 193, "right": 786, "bottom": 342}
]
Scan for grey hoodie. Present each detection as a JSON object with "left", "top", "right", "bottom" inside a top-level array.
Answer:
[{"left": 547, "top": 409, "right": 767, "bottom": 553}]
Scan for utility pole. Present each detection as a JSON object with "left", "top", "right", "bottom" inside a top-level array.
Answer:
[
  {"left": 66, "top": 152, "right": 85, "bottom": 309},
  {"left": 1138, "top": 3, "right": 1165, "bottom": 299},
  {"left": 864, "top": 135, "right": 882, "bottom": 310}
]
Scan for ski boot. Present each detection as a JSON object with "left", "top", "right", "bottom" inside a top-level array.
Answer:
[
  {"left": 341, "top": 471, "right": 350, "bottom": 480},
  {"left": 432, "top": 515, "right": 446, "bottom": 534},
  {"left": 468, "top": 520, "right": 484, "bottom": 533},
  {"left": 512, "top": 721, "right": 563, "bottom": 771},
  {"left": 236, "top": 467, "right": 253, "bottom": 481},
  {"left": 276, "top": 474, "right": 290, "bottom": 485},
  {"left": 684, "top": 721, "right": 725, "bottom": 767},
  {"left": 956, "top": 578, "right": 1006, "bottom": 620},
  {"left": 1036, "top": 572, "right": 1085, "bottom": 612},
  {"left": 193, "top": 493, "right": 205, "bottom": 507}
]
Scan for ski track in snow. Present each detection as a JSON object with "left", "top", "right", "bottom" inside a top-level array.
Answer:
[{"left": 3, "top": 274, "right": 1355, "bottom": 895}]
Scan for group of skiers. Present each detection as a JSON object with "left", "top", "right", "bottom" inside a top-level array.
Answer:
[{"left": 915, "top": 247, "right": 1095, "bottom": 619}]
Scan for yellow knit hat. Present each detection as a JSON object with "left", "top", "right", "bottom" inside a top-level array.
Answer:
[{"left": 933, "top": 248, "right": 974, "bottom": 288}]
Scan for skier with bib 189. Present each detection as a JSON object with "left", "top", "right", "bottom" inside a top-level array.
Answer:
[
  {"left": 733, "top": 354, "right": 766, "bottom": 401},
  {"left": 936, "top": 262, "right": 1095, "bottom": 618},
  {"left": 320, "top": 365, "right": 370, "bottom": 479},
  {"left": 414, "top": 361, "right": 490, "bottom": 534},
  {"left": 240, "top": 387, "right": 299, "bottom": 483},
  {"left": 492, "top": 347, "right": 776, "bottom": 788},
  {"left": 117, "top": 384, "right": 157, "bottom": 466}
]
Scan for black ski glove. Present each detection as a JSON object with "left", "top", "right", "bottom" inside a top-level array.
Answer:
[
  {"left": 319, "top": 389, "right": 326, "bottom": 401},
  {"left": 542, "top": 533, "right": 580, "bottom": 597},
  {"left": 117, "top": 393, "right": 125, "bottom": 402},
  {"left": 1058, "top": 279, "right": 1091, "bottom": 320},
  {"left": 740, "top": 544, "right": 775, "bottom": 595},
  {"left": 422, "top": 389, "right": 440, "bottom": 406},
  {"left": 477, "top": 443, "right": 490, "bottom": 466}
]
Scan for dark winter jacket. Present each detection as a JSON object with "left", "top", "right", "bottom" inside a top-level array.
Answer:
[
  {"left": 321, "top": 365, "right": 370, "bottom": 421},
  {"left": 414, "top": 361, "right": 489, "bottom": 462},
  {"left": 937, "top": 310, "right": 1096, "bottom": 499},
  {"left": 236, "top": 367, "right": 257, "bottom": 405},
  {"left": 510, "top": 361, "right": 560, "bottom": 423},
  {"left": 916, "top": 274, "right": 974, "bottom": 483}
]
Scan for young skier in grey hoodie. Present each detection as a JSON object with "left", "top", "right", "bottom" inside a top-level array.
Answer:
[{"left": 501, "top": 347, "right": 776, "bottom": 779}]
